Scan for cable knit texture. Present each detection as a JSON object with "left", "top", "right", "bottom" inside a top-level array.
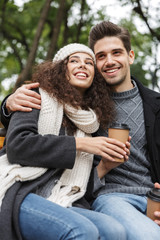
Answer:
[
  {"left": 0, "top": 88, "right": 99, "bottom": 208},
  {"left": 53, "top": 43, "right": 96, "bottom": 63}
]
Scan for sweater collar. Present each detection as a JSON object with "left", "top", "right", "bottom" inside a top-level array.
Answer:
[{"left": 111, "top": 80, "right": 138, "bottom": 100}]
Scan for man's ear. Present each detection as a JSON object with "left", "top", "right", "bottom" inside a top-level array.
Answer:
[{"left": 129, "top": 50, "right": 135, "bottom": 65}]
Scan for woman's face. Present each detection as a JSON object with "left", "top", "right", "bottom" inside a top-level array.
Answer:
[{"left": 67, "top": 52, "right": 95, "bottom": 94}]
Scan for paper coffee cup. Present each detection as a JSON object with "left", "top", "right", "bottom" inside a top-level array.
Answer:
[
  {"left": 147, "top": 188, "right": 160, "bottom": 221},
  {"left": 108, "top": 123, "right": 130, "bottom": 162}
]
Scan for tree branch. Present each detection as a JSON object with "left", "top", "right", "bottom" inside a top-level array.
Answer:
[{"left": 133, "top": 0, "right": 160, "bottom": 41}]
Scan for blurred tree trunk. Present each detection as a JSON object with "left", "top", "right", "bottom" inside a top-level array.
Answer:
[
  {"left": 63, "top": 10, "right": 69, "bottom": 45},
  {"left": 76, "top": 0, "right": 86, "bottom": 42},
  {"left": 15, "top": 0, "right": 52, "bottom": 89},
  {"left": 46, "top": 0, "right": 66, "bottom": 60},
  {"left": 62, "top": 0, "right": 74, "bottom": 45}
]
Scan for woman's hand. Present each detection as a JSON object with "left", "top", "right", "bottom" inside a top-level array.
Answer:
[
  {"left": 76, "top": 136, "right": 129, "bottom": 160},
  {"left": 6, "top": 82, "right": 41, "bottom": 113},
  {"left": 76, "top": 136, "right": 131, "bottom": 179}
]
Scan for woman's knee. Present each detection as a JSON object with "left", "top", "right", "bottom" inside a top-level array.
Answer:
[{"left": 19, "top": 194, "right": 100, "bottom": 240}]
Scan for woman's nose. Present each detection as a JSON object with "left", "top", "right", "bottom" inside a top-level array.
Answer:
[{"left": 78, "top": 61, "right": 86, "bottom": 68}]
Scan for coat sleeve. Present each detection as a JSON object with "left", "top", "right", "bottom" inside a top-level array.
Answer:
[
  {"left": 6, "top": 107, "right": 76, "bottom": 170},
  {"left": 0, "top": 95, "right": 12, "bottom": 130}
]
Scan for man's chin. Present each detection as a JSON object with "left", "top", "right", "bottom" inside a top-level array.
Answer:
[
  {"left": 104, "top": 77, "right": 124, "bottom": 87},
  {"left": 105, "top": 79, "right": 120, "bottom": 87}
]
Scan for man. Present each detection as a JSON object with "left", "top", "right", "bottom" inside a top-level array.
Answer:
[
  {"left": 87, "top": 21, "right": 160, "bottom": 240},
  {"left": 1, "top": 21, "right": 160, "bottom": 239}
]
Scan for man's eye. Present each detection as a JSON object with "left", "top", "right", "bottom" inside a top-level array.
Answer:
[
  {"left": 97, "top": 54, "right": 105, "bottom": 60},
  {"left": 114, "top": 51, "right": 121, "bottom": 55}
]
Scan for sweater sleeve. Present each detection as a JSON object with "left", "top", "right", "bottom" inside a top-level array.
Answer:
[{"left": 6, "top": 107, "right": 76, "bottom": 170}]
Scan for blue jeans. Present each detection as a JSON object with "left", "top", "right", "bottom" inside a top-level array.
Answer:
[
  {"left": 19, "top": 193, "right": 126, "bottom": 240},
  {"left": 92, "top": 193, "right": 160, "bottom": 240}
]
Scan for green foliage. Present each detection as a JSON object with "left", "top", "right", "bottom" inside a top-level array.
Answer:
[{"left": 0, "top": 0, "right": 159, "bottom": 104}]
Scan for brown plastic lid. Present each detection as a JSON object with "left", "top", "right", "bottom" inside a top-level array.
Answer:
[{"left": 109, "top": 123, "right": 130, "bottom": 130}]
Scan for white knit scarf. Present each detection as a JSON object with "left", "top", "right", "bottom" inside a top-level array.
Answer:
[{"left": 0, "top": 88, "right": 99, "bottom": 208}]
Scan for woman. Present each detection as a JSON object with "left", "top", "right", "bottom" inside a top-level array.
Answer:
[{"left": 0, "top": 43, "right": 128, "bottom": 240}]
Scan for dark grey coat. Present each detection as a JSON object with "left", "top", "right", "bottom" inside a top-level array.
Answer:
[{"left": 0, "top": 100, "right": 90, "bottom": 240}]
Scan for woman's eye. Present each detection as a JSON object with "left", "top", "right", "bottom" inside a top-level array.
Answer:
[
  {"left": 86, "top": 61, "right": 93, "bottom": 65},
  {"left": 70, "top": 59, "right": 77, "bottom": 63},
  {"left": 68, "top": 58, "right": 78, "bottom": 63}
]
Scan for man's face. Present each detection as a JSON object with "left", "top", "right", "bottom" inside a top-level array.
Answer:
[{"left": 94, "top": 36, "right": 134, "bottom": 92}]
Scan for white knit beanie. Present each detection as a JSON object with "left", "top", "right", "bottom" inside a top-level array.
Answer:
[{"left": 53, "top": 43, "right": 96, "bottom": 63}]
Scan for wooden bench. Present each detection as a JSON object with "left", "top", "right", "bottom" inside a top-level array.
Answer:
[{"left": 0, "top": 128, "right": 6, "bottom": 149}]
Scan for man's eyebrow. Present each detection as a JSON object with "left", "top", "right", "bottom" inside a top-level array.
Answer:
[{"left": 112, "top": 48, "right": 124, "bottom": 52}]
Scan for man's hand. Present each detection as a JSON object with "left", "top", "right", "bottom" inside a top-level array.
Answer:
[
  {"left": 97, "top": 136, "right": 131, "bottom": 179},
  {"left": 154, "top": 182, "right": 160, "bottom": 226},
  {"left": 6, "top": 82, "right": 41, "bottom": 113}
]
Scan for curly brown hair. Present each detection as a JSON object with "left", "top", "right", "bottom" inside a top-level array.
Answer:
[{"left": 32, "top": 59, "right": 115, "bottom": 133}]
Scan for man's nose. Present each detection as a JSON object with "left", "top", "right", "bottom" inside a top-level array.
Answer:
[{"left": 105, "top": 55, "right": 114, "bottom": 65}]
